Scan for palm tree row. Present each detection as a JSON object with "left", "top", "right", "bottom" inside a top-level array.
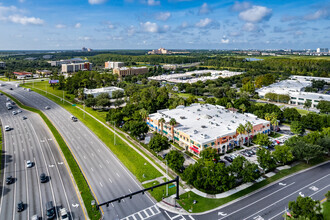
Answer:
[{"left": 236, "top": 121, "right": 254, "bottom": 147}]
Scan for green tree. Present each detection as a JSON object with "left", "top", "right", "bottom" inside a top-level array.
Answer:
[
  {"left": 288, "top": 139, "right": 323, "bottom": 164},
  {"left": 316, "top": 135, "right": 330, "bottom": 156},
  {"left": 256, "top": 148, "right": 277, "bottom": 171},
  {"left": 200, "top": 148, "right": 220, "bottom": 162},
  {"left": 325, "top": 191, "right": 330, "bottom": 201},
  {"left": 85, "top": 97, "right": 96, "bottom": 107},
  {"left": 149, "top": 133, "right": 170, "bottom": 153},
  {"left": 244, "top": 121, "right": 253, "bottom": 146},
  {"left": 139, "top": 108, "right": 149, "bottom": 122},
  {"left": 254, "top": 133, "right": 271, "bottom": 147},
  {"left": 283, "top": 108, "right": 301, "bottom": 122},
  {"left": 241, "top": 162, "right": 260, "bottom": 183},
  {"left": 226, "top": 102, "right": 233, "bottom": 109},
  {"left": 236, "top": 123, "right": 246, "bottom": 146},
  {"left": 166, "top": 150, "right": 185, "bottom": 172},
  {"left": 230, "top": 156, "right": 246, "bottom": 179},
  {"left": 304, "top": 99, "right": 312, "bottom": 110},
  {"left": 290, "top": 121, "right": 305, "bottom": 135},
  {"left": 123, "top": 121, "right": 149, "bottom": 138},
  {"left": 241, "top": 81, "right": 255, "bottom": 94},
  {"left": 239, "top": 104, "right": 247, "bottom": 113},
  {"left": 159, "top": 117, "right": 166, "bottom": 134},
  {"left": 288, "top": 196, "right": 323, "bottom": 219},
  {"left": 316, "top": 100, "right": 330, "bottom": 114},
  {"left": 273, "top": 145, "right": 294, "bottom": 165},
  {"left": 169, "top": 118, "right": 177, "bottom": 141}
]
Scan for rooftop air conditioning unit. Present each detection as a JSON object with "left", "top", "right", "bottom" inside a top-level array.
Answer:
[{"left": 194, "top": 130, "right": 198, "bottom": 134}]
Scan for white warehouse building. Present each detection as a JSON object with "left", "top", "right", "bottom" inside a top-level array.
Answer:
[{"left": 83, "top": 87, "right": 124, "bottom": 98}]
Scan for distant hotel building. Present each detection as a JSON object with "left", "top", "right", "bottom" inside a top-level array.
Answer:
[
  {"left": 316, "top": 48, "right": 329, "bottom": 53},
  {"left": 147, "top": 103, "right": 270, "bottom": 156},
  {"left": 105, "top": 61, "right": 125, "bottom": 69},
  {"left": 62, "top": 62, "right": 92, "bottom": 73},
  {"left": 0, "top": 61, "right": 5, "bottom": 68},
  {"left": 113, "top": 67, "right": 148, "bottom": 77},
  {"left": 148, "top": 48, "right": 171, "bottom": 55}
]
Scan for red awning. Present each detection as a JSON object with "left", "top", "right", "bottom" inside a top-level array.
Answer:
[{"left": 190, "top": 146, "right": 199, "bottom": 153}]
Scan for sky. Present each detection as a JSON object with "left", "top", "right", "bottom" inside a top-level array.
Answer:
[{"left": 0, "top": 0, "right": 329, "bottom": 50}]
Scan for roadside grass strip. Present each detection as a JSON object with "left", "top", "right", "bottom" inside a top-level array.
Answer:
[
  {"left": 143, "top": 181, "right": 177, "bottom": 202},
  {"left": 2, "top": 91, "right": 100, "bottom": 219},
  {"left": 22, "top": 82, "right": 162, "bottom": 182},
  {"left": 323, "top": 201, "right": 330, "bottom": 220}
]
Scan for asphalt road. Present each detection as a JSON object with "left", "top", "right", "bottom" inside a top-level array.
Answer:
[
  {"left": 160, "top": 161, "right": 330, "bottom": 220},
  {"left": 0, "top": 83, "right": 167, "bottom": 220},
  {"left": 0, "top": 93, "right": 85, "bottom": 219}
]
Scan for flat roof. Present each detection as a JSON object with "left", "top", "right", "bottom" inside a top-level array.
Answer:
[
  {"left": 84, "top": 87, "right": 124, "bottom": 94},
  {"left": 149, "top": 103, "right": 268, "bottom": 145},
  {"left": 256, "top": 80, "right": 311, "bottom": 95}
]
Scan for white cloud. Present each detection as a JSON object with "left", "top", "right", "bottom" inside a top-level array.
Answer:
[
  {"left": 242, "top": 22, "right": 258, "bottom": 32},
  {"left": 304, "top": 8, "right": 330, "bottom": 20},
  {"left": 55, "top": 24, "right": 66, "bottom": 29},
  {"left": 156, "top": 12, "right": 171, "bottom": 21},
  {"left": 8, "top": 15, "right": 44, "bottom": 25},
  {"left": 231, "top": 1, "right": 251, "bottom": 12},
  {"left": 78, "top": 36, "right": 91, "bottom": 41},
  {"left": 19, "top": 0, "right": 25, "bottom": 3},
  {"left": 88, "top": 0, "right": 107, "bottom": 5},
  {"left": 228, "top": 31, "right": 242, "bottom": 37},
  {"left": 221, "top": 36, "right": 229, "bottom": 44},
  {"left": 140, "top": 21, "right": 169, "bottom": 33},
  {"left": 199, "top": 3, "right": 212, "bottom": 15},
  {"left": 75, "top": 23, "right": 81, "bottom": 28},
  {"left": 127, "top": 25, "right": 136, "bottom": 36},
  {"left": 239, "top": 6, "right": 272, "bottom": 23},
  {"left": 145, "top": 0, "right": 160, "bottom": 6},
  {"left": 195, "top": 18, "right": 212, "bottom": 28}
]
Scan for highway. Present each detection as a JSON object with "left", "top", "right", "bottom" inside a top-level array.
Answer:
[
  {"left": 0, "top": 93, "right": 85, "bottom": 219},
  {"left": 0, "top": 83, "right": 167, "bottom": 220},
  {"left": 160, "top": 161, "right": 330, "bottom": 220}
]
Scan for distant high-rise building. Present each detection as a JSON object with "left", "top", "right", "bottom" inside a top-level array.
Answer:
[
  {"left": 316, "top": 48, "right": 329, "bottom": 53},
  {"left": 148, "top": 48, "right": 172, "bottom": 55},
  {"left": 82, "top": 47, "right": 87, "bottom": 51},
  {"left": 87, "top": 48, "right": 93, "bottom": 52},
  {"left": 105, "top": 61, "right": 125, "bottom": 69}
]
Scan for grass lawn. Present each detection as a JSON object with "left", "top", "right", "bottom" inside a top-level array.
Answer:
[
  {"left": 2, "top": 91, "right": 100, "bottom": 219},
  {"left": 143, "top": 180, "right": 177, "bottom": 202},
  {"left": 269, "top": 132, "right": 283, "bottom": 138},
  {"left": 22, "top": 82, "right": 162, "bottom": 182},
  {"left": 295, "top": 108, "right": 310, "bottom": 115},
  {"left": 323, "top": 201, "right": 330, "bottom": 220},
  {"left": 178, "top": 156, "right": 330, "bottom": 213}
]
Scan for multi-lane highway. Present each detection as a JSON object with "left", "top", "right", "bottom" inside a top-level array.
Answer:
[
  {"left": 0, "top": 83, "right": 167, "bottom": 220},
  {"left": 0, "top": 93, "right": 85, "bottom": 219},
  {"left": 161, "top": 161, "right": 330, "bottom": 220}
]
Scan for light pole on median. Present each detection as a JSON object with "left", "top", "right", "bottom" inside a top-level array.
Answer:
[
  {"left": 110, "top": 121, "right": 116, "bottom": 145},
  {"left": 165, "top": 160, "right": 168, "bottom": 196}
]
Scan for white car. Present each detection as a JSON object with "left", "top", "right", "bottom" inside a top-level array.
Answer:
[
  {"left": 31, "top": 215, "right": 39, "bottom": 220},
  {"left": 45, "top": 106, "right": 50, "bottom": 110},
  {"left": 12, "top": 111, "right": 17, "bottom": 115},
  {"left": 17, "top": 110, "right": 22, "bottom": 113},
  {"left": 60, "top": 208, "right": 69, "bottom": 220},
  {"left": 26, "top": 160, "right": 33, "bottom": 168},
  {"left": 5, "top": 125, "right": 11, "bottom": 131}
]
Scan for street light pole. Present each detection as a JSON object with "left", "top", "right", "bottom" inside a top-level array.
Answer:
[
  {"left": 111, "top": 121, "right": 116, "bottom": 145},
  {"left": 166, "top": 160, "right": 168, "bottom": 196}
]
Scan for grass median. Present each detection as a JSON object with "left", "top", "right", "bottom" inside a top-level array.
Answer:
[
  {"left": 323, "top": 201, "right": 330, "bottom": 220},
  {"left": 178, "top": 156, "right": 330, "bottom": 213},
  {"left": 22, "top": 82, "right": 162, "bottom": 182},
  {"left": 2, "top": 91, "right": 100, "bottom": 220},
  {"left": 143, "top": 180, "right": 177, "bottom": 202}
]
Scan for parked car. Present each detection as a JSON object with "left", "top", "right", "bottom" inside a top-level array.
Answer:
[
  {"left": 9, "top": 88, "right": 13, "bottom": 90},
  {"left": 224, "top": 156, "right": 233, "bottom": 163},
  {"left": 45, "top": 106, "right": 50, "bottom": 110},
  {"left": 6, "top": 176, "right": 13, "bottom": 184},
  {"left": 26, "top": 160, "right": 33, "bottom": 168},
  {"left": 17, "top": 201, "right": 24, "bottom": 212}
]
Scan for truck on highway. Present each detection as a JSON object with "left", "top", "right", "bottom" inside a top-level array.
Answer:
[{"left": 6, "top": 102, "right": 13, "bottom": 110}]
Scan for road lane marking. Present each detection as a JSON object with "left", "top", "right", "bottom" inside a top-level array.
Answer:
[
  {"left": 100, "top": 182, "right": 103, "bottom": 187},
  {"left": 25, "top": 160, "right": 30, "bottom": 218},
  {"left": 309, "top": 186, "right": 318, "bottom": 191},
  {"left": 299, "top": 192, "right": 305, "bottom": 197},
  {"left": 116, "top": 173, "right": 120, "bottom": 177},
  {"left": 12, "top": 163, "right": 17, "bottom": 220},
  {"left": 218, "top": 182, "right": 296, "bottom": 220},
  {"left": 91, "top": 167, "right": 94, "bottom": 172},
  {"left": 34, "top": 157, "right": 44, "bottom": 217},
  {"left": 109, "top": 178, "right": 112, "bottom": 183},
  {"left": 218, "top": 212, "right": 227, "bottom": 216},
  {"left": 106, "top": 160, "right": 110, "bottom": 164},
  {"left": 99, "top": 164, "right": 102, "bottom": 169},
  {"left": 242, "top": 174, "right": 330, "bottom": 220},
  {"left": 129, "top": 189, "right": 132, "bottom": 193}
]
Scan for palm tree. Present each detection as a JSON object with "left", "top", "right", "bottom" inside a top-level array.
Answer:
[
  {"left": 270, "top": 112, "right": 278, "bottom": 132},
  {"left": 264, "top": 113, "right": 272, "bottom": 121},
  {"left": 169, "top": 118, "right": 177, "bottom": 141},
  {"left": 226, "top": 102, "right": 233, "bottom": 109},
  {"left": 239, "top": 104, "right": 246, "bottom": 113},
  {"left": 236, "top": 123, "right": 246, "bottom": 147},
  {"left": 244, "top": 121, "right": 253, "bottom": 146},
  {"left": 159, "top": 117, "right": 165, "bottom": 134},
  {"left": 139, "top": 108, "right": 148, "bottom": 122}
]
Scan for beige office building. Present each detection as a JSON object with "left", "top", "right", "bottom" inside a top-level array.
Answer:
[{"left": 113, "top": 67, "right": 148, "bottom": 77}]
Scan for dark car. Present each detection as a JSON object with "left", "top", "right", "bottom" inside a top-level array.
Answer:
[
  {"left": 17, "top": 201, "right": 24, "bottom": 212},
  {"left": 40, "top": 173, "right": 47, "bottom": 183},
  {"left": 224, "top": 156, "right": 233, "bottom": 163},
  {"left": 46, "top": 201, "right": 56, "bottom": 219},
  {"left": 6, "top": 176, "right": 13, "bottom": 184},
  {"left": 9, "top": 88, "right": 13, "bottom": 90}
]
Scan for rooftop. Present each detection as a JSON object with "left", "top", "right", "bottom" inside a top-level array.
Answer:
[
  {"left": 149, "top": 103, "right": 268, "bottom": 144},
  {"left": 256, "top": 80, "right": 311, "bottom": 95},
  {"left": 84, "top": 86, "right": 124, "bottom": 94}
]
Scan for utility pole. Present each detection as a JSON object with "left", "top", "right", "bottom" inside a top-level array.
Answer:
[
  {"left": 63, "top": 90, "right": 64, "bottom": 104},
  {"left": 111, "top": 121, "right": 116, "bottom": 145},
  {"left": 166, "top": 160, "right": 168, "bottom": 196}
]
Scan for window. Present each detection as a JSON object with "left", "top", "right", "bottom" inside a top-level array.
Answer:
[
  {"left": 191, "top": 140, "right": 194, "bottom": 144},
  {"left": 315, "top": 100, "right": 319, "bottom": 103},
  {"left": 211, "top": 142, "right": 215, "bottom": 146},
  {"left": 298, "top": 98, "right": 304, "bottom": 101},
  {"left": 291, "top": 97, "right": 296, "bottom": 99}
]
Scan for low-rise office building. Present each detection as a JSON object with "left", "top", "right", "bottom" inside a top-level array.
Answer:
[
  {"left": 0, "top": 61, "right": 5, "bottom": 68},
  {"left": 290, "top": 75, "right": 330, "bottom": 83},
  {"left": 13, "top": 71, "right": 32, "bottom": 79},
  {"left": 289, "top": 92, "right": 330, "bottom": 108},
  {"left": 62, "top": 62, "right": 92, "bottom": 73},
  {"left": 147, "top": 103, "right": 270, "bottom": 156},
  {"left": 48, "top": 58, "right": 87, "bottom": 66},
  {"left": 113, "top": 67, "right": 148, "bottom": 77},
  {"left": 83, "top": 86, "right": 124, "bottom": 98},
  {"left": 105, "top": 61, "right": 125, "bottom": 69},
  {"left": 36, "top": 70, "right": 52, "bottom": 76}
]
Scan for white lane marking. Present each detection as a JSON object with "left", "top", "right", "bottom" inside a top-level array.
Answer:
[
  {"left": 106, "top": 160, "right": 110, "bottom": 164},
  {"left": 309, "top": 186, "right": 318, "bottom": 191},
  {"left": 99, "top": 164, "right": 102, "bottom": 169},
  {"left": 34, "top": 157, "right": 44, "bottom": 217},
  {"left": 218, "top": 182, "right": 295, "bottom": 220},
  {"left": 253, "top": 216, "right": 264, "bottom": 220},
  {"left": 310, "top": 184, "right": 330, "bottom": 197},
  {"left": 57, "top": 162, "right": 64, "bottom": 165},
  {"left": 111, "top": 203, "right": 114, "bottom": 207},
  {"left": 25, "top": 160, "right": 30, "bottom": 218},
  {"left": 100, "top": 182, "right": 103, "bottom": 187},
  {"left": 143, "top": 210, "right": 149, "bottom": 217},
  {"left": 12, "top": 163, "right": 17, "bottom": 220},
  {"left": 299, "top": 192, "right": 305, "bottom": 197},
  {"left": 279, "top": 182, "right": 286, "bottom": 186},
  {"left": 72, "top": 204, "right": 79, "bottom": 208},
  {"left": 0, "top": 128, "right": 7, "bottom": 216},
  {"left": 98, "top": 149, "right": 100, "bottom": 152},
  {"left": 128, "top": 189, "right": 132, "bottom": 193},
  {"left": 218, "top": 212, "right": 227, "bottom": 216},
  {"left": 83, "top": 155, "right": 86, "bottom": 159},
  {"left": 91, "top": 167, "right": 94, "bottom": 172},
  {"left": 116, "top": 173, "right": 120, "bottom": 177},
  {"left": 242, "top": 174, "right": 330, "bottom": 220},
  {"left": 109, "top": 178, "right": 112, "bottom": 183}
]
